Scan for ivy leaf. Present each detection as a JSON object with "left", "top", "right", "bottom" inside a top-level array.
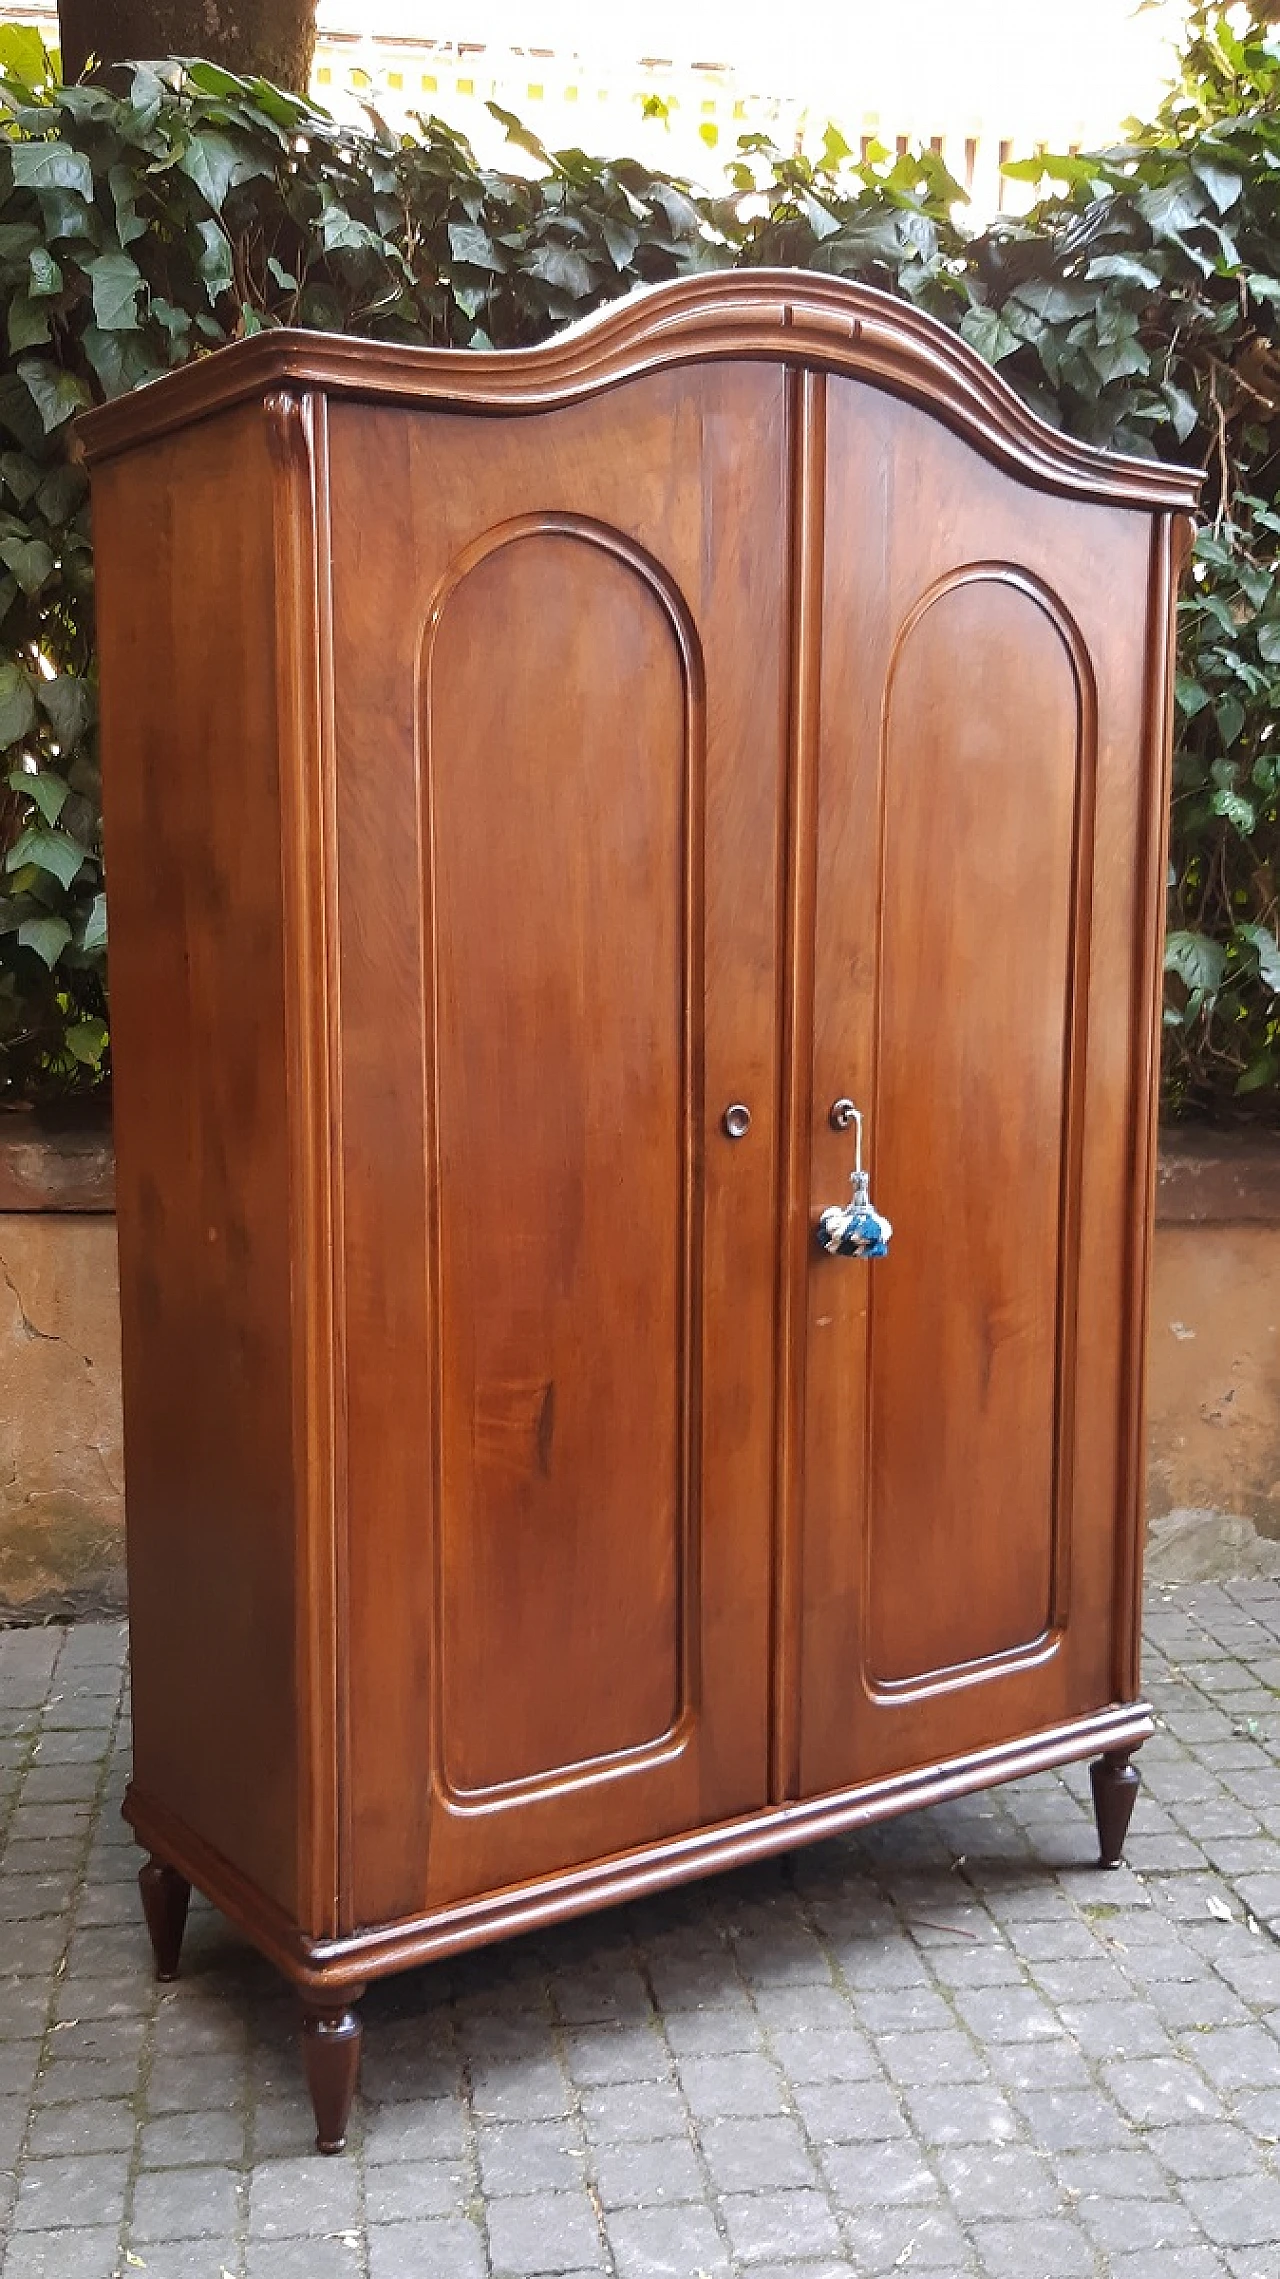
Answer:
[
  {"left": 960, "top": 304, "right": 1020, "bottom": 364},
  {"left": 107, "top": 162, "right": 146, "bottom": 247},
  {"left": 194, "top": 219, "right": 234, "bottom": 304},
  {"left": 525, "top": 241, "right": 595, "bottom": 296},
  {"left": 16, "top": 355, "right": 92, "bottom": 432},
  {"left": 26, "top": 245, "right": 61, "bottom": 297},
  {"left": 801, "top": 192, "right": 842, "bottom": 243},
  {"left": 177, "top": 128, "right": 268, "bottom": 214},
  {"left": 87, "top": 248, "right": 146, "bottom": 330},
  {"left": 33, "top": 185, "right": 98, "bottom": 247},
  {"left": 7, "top": 765, "right": 68, "bottom": 825},
  {"left": 1212, "top": 787, "right": 1255, "bottom": 831},
  {"left": 0, "top": 535, "right": 54, "bottom": 594},
  {"left": 1085, "top": 253, "right": 1163, "bottom": 288},
  {"left": 1193, "top": 159, "right": 1243, "bottom": 211},
  {"left": 17, "top": 912, "right": 71, "bottom": 967},
  {"left": 184, "top": 62, "right": 246, "bottom": 97},
  {"left": 1136, "top": 177, "right": 1207, "bottom": 239},
  {"left": 5, "top": 823, "right": 87, "bottom": 889},
  {"left": 1216, "top": 694, "right": 1245, "bottom": 748},
  {"left": 1165, "top": 929, "right": 1227, "bottom": 995},
  {"left": 1237, "top": 924, "right": 1280, "bottom": 992},
  {"left": 447, "top": 218, "right": 507, "bottom": 273},
  {"left": 80, "top": 891, "right": 107, "bottom": 955},
  {"left": 1161, "top": 383, "right": 1200, "bottom": 443},
  {"left": 1175, "top": 674, "right": 1211, "bottom": 716},
  {"left": 0, "top": 661, "right": 37, "bottom": 748},
  {"left": 0, "top": 24, "right": 48, "bottom": 81},
  {"left": 1236, "top": 1052, "right": 1279, "bottom": 1095},
  {"left": 7, "top": 291, "right": 50, "bottom": 354},
  {"left": 600, "top": 216, "right": 639, "bottom": 270},
  {"left": 64, "top": 1015, "right": 108, "bottom": 1066},
  {"left": 0, "top": 452, "right": 40, "bottom": 507},
  {"left": 37, "top": 676, "right": 94, "bottom": 751},
  {"left": 122, "top": 64, "right": 165, "bottom": 137},
  {"left": 1257, "top": 622, "right": 1280, "bottom": 665},
  {"left": 10, "top": 142, "right": 94, "bottom": 202},
  {"left": 485, "top": 98, "right": 555, "bottom": 173}
]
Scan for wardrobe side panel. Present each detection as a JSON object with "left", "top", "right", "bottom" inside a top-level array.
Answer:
[{"left": 93, "top": 406, "right": 299, "bottom": 1916}]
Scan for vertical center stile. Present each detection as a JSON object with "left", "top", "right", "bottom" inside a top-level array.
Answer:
[{"left": 770, "top": 365, "right": 826, "bottom": 1806}]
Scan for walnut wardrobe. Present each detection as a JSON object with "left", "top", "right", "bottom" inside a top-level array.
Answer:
[{"left": 81, "top": 272, "right": 1202, "bottom": 2150}]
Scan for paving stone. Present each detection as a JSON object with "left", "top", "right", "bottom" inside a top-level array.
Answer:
[
  {"left": 22, "top": 2105, "right": 133, "bottom": 2161},
  {"left": 699, "top": 2117, "right": 817, "bottom": 2193},
  {"left": 818, "top": 2139, "right": 936, "bottom": 2210},
  {"left": 1078, "top": 2189, "right": 1207, "bottom": 2254},
  {"left": 718, "top": 2187, "right": 843, "bottom": 2264},
  {"left": 903, "top": 2082, "right": 1018, "bottom": 2147},
  {"left": 1109, "top": 2251, "right": 1231, "bottom": 2279},
  {"left": 838, "top": 2204, "right": 973, "bottom": 2274},
  {"left": 875, "top": 2031, "right": 987, "bottom": 2088},
  {"left": 936, "top": 2143, "right": 1061, "bottom": 2221},
  {"left": 605, "top": 2203, "right": 729, "bottom": 2278},
  {"left": 1179, "top": 2169, "right": 1280, "bottom": 2249},
  {"left": 1103, "top": 2056, "right": 1227, "bottom": 2126},
  {"left": 660, "top": 2007, "right": 761, "bottom": 2059},
  {"left": 0, "top": 2228, "right": 120, "bottom": 2279},
  {"left": 1183, "top": 2024, "right": 1280, "bottom": 2093},
  {"left": 471, "top": 2059, "right": 572, "bottom": 2124},
  {"left": 579, "top": 2082, "right": 688, "bottom": 2144},
  {"left": 966, "top": 2214, "right": 1097, "bottom": 2275},
  {"left": 365, "top": 2159, "right": 468, "bottom": 2227},
  {"left": 138, "top": 2108, "right": 246, "bottom": 2168},
  {"left": 128, "top": 2162, "right": 242, "bottom": 2241},
  {"left": 676, "top": 2053, "right": 787, "bottom": 2122},
  {"left": 144, "top": 2054, "right": 245, "bottom": 2114},
  {"left": 245, "top": 2242, "right": 361, "bottom": 2279},
  {"left": 590, "top": 2135, "right": 705, "bottom": 2210},
  {"left": 120, "top": 2247, "right": 240, "bottom": 2279},
  {"left": 248, "top": 2152, "right": 361, "bottom": 2237},
  {"left": 561, "top": 2024, "right": 670, "bottom": 2088},
  {"left": 788, "top": 2076, "right": 910, "bottom": 2145},
  {"left": 363, "top": 2096, "right": 468, "bottom": 2163},
  {"left": 477, "top": 2120, "right": 583, "bottom": 2197},
  {"left": 487, "top": 2188, "right": 605, "bottom": 2274},
  {"left": 11, "top": 2156, "right": 129, "bottom": 2233}
]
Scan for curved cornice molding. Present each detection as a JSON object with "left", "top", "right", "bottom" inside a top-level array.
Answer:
[{"left": 79, "top": 269, "right": 1204, "bottom": 510}]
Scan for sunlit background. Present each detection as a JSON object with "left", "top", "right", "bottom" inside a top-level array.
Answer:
[{"left": 13, "top": 0, "right": 1194, "bottom": 218}]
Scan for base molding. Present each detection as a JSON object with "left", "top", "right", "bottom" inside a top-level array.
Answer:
[{"left": 123, "top": 1697, "right": 1154, "bottom": 1994}]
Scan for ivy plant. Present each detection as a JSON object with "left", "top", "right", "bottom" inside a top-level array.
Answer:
[{"left": 0, "top": 3, "right": 1277, "bottom": 1119}]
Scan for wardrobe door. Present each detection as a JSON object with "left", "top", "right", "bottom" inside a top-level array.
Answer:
[
  {"left": 792, "top": 375, "right": 1164, "bottom": 1802},
  {"left": 324, "top": 364, "right": 789, "bottom": 1923}
]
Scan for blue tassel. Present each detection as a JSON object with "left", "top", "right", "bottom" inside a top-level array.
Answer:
[{"left": 816, "top": 1169, "right": 893, "bottom": 1260}]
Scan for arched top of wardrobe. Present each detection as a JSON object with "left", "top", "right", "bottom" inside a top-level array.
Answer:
[{"left": 78, "top": 267, "right": 1204, "bottom": 512}]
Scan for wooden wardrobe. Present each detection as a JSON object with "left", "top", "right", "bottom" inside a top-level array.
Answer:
[{"left": 81, "top": 272, "right": 1202, "bottom": 2150}]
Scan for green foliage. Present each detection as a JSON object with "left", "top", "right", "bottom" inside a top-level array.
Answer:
[
  {"left": 0, "top": 5, "right": 1276, "bottom": 1116},
  {"left": 0, "top": 42, "right": 726, "bottom": 1102}
]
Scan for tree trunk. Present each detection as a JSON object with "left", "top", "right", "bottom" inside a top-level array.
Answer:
[{"left": 58, "top": 0, "right": 317, "bottom": 91}]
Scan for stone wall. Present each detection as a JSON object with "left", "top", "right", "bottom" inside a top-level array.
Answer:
[
  {"left": 3, "top": 1118, "right": 1280, "bottom": 1619},
  {"left": 0, "top": 1118, "right": 123, "bottom": 1621}
]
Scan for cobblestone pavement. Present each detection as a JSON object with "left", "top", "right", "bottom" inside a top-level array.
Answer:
[{"left": 3, "top": 1584, "right": 1280, "bottom": 2279}]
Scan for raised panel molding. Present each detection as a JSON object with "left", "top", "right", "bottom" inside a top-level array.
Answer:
[
  {"left": 420, "top": 517, "right": 706, "bottom": 1808},
  {"left": 865, "top": 565, "right": 1097, "bottom": 1697}
]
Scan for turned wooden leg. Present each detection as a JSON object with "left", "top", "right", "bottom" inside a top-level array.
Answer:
[
  {"left": 1090, "top": 1749, "right": 1141, "bottom": 1869},
  {"left": 300, "top": 1991, "right": 364, "bottom": 2155},
  {"left": 138, "top": 1856, "right": 191, "bottom": 1981}
]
